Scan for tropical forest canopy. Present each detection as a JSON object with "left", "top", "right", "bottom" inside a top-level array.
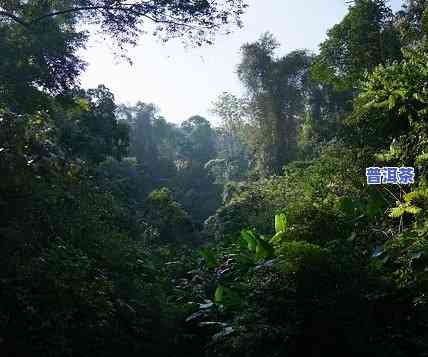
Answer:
[{"left": 1, "top": 0, "right": 428, "bottom": 356}]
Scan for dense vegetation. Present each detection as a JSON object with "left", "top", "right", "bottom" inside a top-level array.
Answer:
[{"left": 1, "top": 0, "right": 428, "bottom": 356}]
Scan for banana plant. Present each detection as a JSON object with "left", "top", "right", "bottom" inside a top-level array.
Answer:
[
  {"left": 240, "top": 229, "right": 275, "bottom": 261},
  {"left": 210, "top": 215, "right": 286, "bottom": 313}
]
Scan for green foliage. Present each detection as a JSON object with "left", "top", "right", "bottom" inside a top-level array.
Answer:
[
  {"left": 305, "top": 0, "right": 402, "bottom": 151},
  {"left": 171, "top": 116, "right": 223, "bottom": 222},
  {"left": 207, "top": 143, "right": 377, "bottom": 245},
  {"left": 275, "top": 240, "right": 331, "bottom": 272},
  {"left": 274, "top": 213, "right": 287, "bottom": 233},
  {"left": 4, "top": 1, "right": 428, "bottom": 356},
  {"left": 312, "top": 0, "right": 401, "bottom": 91},
  {"left": 396, "top": 0, "right": 428, "bottom": 44},
  {"left": 181, "top": 115, "right": 217, "bottom": 164},
  {"left": 210, "top": 92, "right": 252, "bottom": 181},
  {"left": 348, "top": 45, "right": 428, "bottom": 163},
  {"left": 200, "top": 211, "right": 422, "bottom": 357},
  {"left": 142, "top": 188, "right": 194, "bottom": 242},
  {"left": 0, "top": 2, "right": 86, "bottom": 112},
  {"left": 240, "top": 229, "right": 274, "bottom": 261},
  {"left": 119, "top": 103, "right": 223, "bottom": 224},
  {"left": 200, "top": 247, "right": 218, "bottom": 269},
  {"left": 56, "top": 86, "right": 130, "bottom": 163},
  {"left": 214, "top": 285, "right": 224, "bottom": 304},
  {"left": 172, "top": 162, "right": 223, "bottom": 224},
  {"left": 237, "top": 33, "right": 314, "bottom": 174},
  {"left": 0, "top": 106, "right": 174, "bottom": 356}
]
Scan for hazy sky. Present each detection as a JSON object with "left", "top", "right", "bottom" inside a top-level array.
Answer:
[{"left": 78, "top": 0, "right": 404, "bottom": 125}]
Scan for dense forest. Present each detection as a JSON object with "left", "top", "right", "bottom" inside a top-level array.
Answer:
[{"left": 1, "top": 0, "right": 428, "bottom": 356}]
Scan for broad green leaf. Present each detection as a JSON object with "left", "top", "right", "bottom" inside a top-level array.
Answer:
[
  {"left": 388, "top": 95, "right": 396, "bottom": 109},
  {"left": 200, "top": 247, "right": 217, "bottom": 269},
  {"left": 255, "top": 236, "right": 275, "bottom": 261},
  {"left": 366, "top": 197, "right": 384, "bottom": 218},
  {"left": 221, "top": 287, "right": 241, "bottom": 309},
  {"left": 270, "top": 231, "right": 287, "bottom": 245},
  {"left": 338, "top": 196, "right": 355, "bottom": 215},
  {"left": 274, "top": 213, "right": 287, "bottom": 233},
  {"left": 214, "top": 285, "right": 224, "bottom": 304},
  {"left": 241, "top": 229, "right": 257, "bottom": 252}
]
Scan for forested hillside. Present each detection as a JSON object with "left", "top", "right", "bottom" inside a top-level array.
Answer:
[{"left": 1, "top": 1, "right": 428, "bottom": 356}]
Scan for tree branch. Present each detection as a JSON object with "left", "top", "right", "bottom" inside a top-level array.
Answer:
[
  {"left": 30, "top": 4, "right": 135, "bottom": 23},
  {"left": 0, "top": 4, "right": 138, "bottom": 27},
  {"left": 0, "top": 4, "right": 215, "bottom": 32},
  {"left": 137, "top": 12, "right": 214, "bottom": 32},
  {"left": 0, "top": 10, "right": 29, "bottom": 28}
]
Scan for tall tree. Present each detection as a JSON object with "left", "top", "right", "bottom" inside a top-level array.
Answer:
[
  {"left": 237, "top": 33, "right": 312, "bottom": 174},
  {"left": 305, "top": 0, "right": 403, "bottom": 148},
  {"left": 210, "top": 92, "right": 252, "bottom": 181},
  {"left": 180, "top": 115, "right": 217, "bottom": 165},
  {"left": 311, "top": 0, "right": 401, "bottom": 92},
  {"left": 0, "top": 2, "right": 86, "bottom": 112},
  {"left": 55, "top": 85, "right": 129, "bottom": 163},
  {"left": 118, "top": 103, "right": 160, "bottom": 170}
]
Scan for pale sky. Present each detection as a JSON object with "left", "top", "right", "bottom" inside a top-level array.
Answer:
[{"left": 78, "top": 0, "right": 404, "bottom": 125}]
